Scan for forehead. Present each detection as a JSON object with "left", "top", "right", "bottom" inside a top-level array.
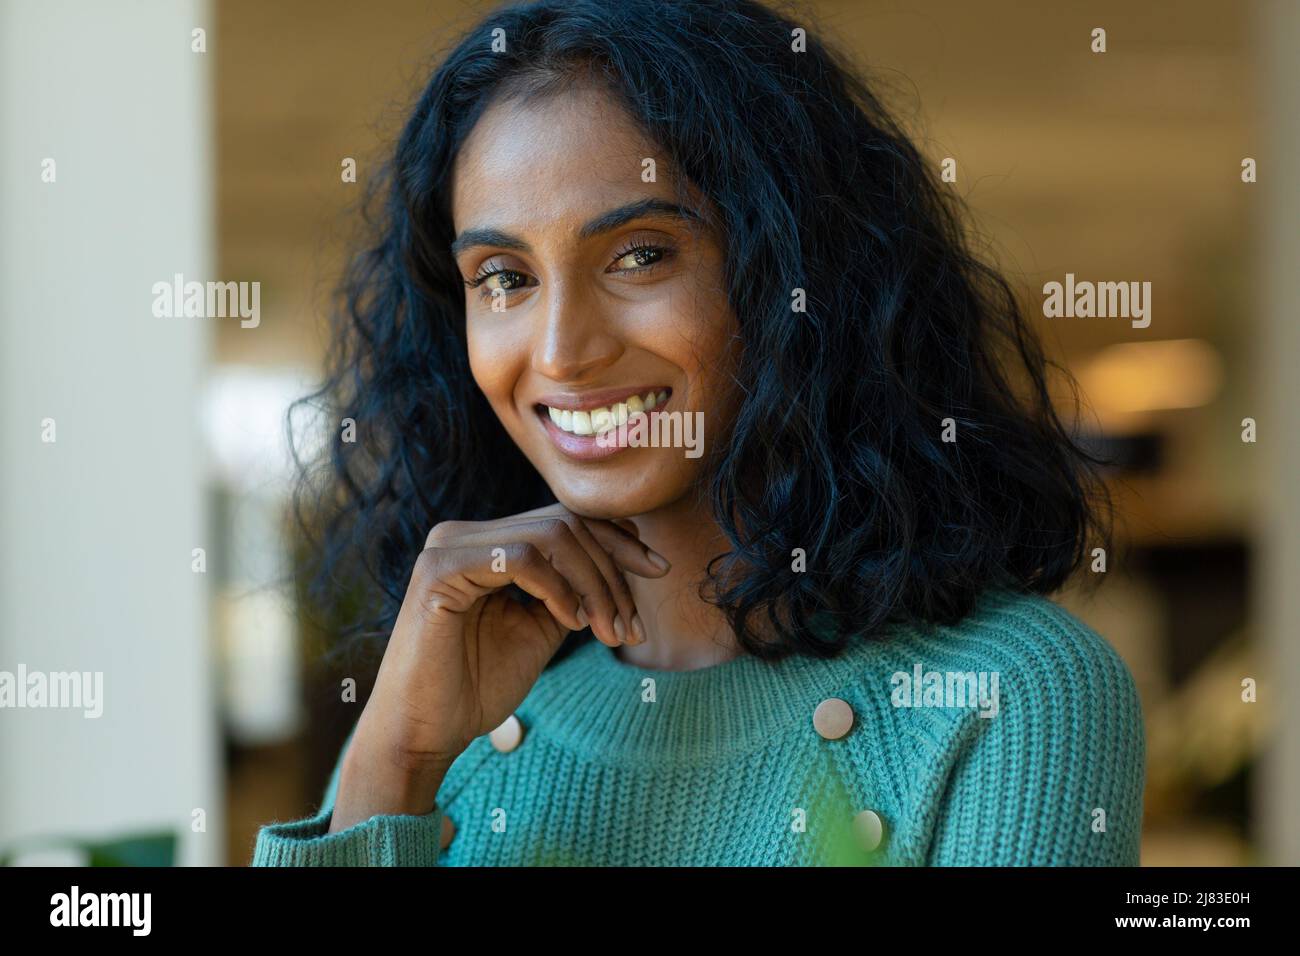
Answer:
[{"left": 450, "top": 84, "right": 677, "bottom": 234}]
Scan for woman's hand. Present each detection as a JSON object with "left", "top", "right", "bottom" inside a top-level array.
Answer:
[{"left": 329, "top": 504, "right": 670, "bottom": 832}]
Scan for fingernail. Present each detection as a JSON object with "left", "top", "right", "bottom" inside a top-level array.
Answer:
[
  {"left": 646, "top": 550, "right": 670, "bottom": 572},
  {"left": 576, "top": 605, "right": 589, "bottom": 628},
  {"left": 630, "top": 614, "right": 646, "bottom": 644},
  {"left": 614, "top": 615, "right": 627, "bottom": 644}
]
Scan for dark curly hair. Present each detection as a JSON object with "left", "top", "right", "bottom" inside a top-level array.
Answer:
[{"left": 291, "top": 0, "right": 1110, "bottom": 669}]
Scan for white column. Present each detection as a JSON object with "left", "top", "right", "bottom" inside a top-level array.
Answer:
[
  {"left": 0, "top": 0, "right": 219, "bottom": 865},
  {"left": 1256, "top": 0, "right": 1300, "bottom": 866}
]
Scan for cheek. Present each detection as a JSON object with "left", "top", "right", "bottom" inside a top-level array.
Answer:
[
  {"left": 466, "top": 325, "right": 523, "bottom": 413},
  {"left": 660, "top": 279, "right": 737, "bottom": 411}
]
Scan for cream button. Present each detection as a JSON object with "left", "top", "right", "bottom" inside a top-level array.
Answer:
[
  {"left": 439, "top": 814, "right": 455, "bottom": 850},
  {"left": 812, "top": 697, "right": 854, "bottom": 739},
  {"left": 853, "top": 809, "right": 885, "bottom": 852},
  {"left": 489, "top": 714, "right": 525, "bottom": 752}
]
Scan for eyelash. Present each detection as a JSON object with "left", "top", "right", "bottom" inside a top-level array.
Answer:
[
  {"left": 609, "top": 241, "right": 671, "bottom": 272},
  {"left": 464, "top": 242, "right": 673, "bottom": 297}
]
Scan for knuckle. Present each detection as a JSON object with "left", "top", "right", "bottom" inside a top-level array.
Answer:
[
  {"left": 412, "top": 547, "right": 443, "bottom": 581},
  {"left": 538, "top": 517, "right": 572, "bottom": 541},
  {"left": 414, "top": 589, "right": 450, "bottom": 624},
  {"left": 508, "top": 541, "right": 542, "bottom": 569},
  {"left": 424, "top": 521, "right": 461, "bottom": 548},
  {"left": 410, "top": 552, "right": 453, "bottom": 613}
]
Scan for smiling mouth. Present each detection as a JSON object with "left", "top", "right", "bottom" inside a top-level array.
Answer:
[{"left": 537, "top": 388, "right": 671, "bottom": 436}]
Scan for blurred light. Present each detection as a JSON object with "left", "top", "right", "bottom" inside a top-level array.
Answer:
[
  {"left": 217, "top": 589, "right": 303, "bottom": 745},
  {"left": 201, "top": 366, "right": 316, "bottom": 745},
  {"left": 200, "top": 365, "right": 325, "bottom": 493},
  {"left": 1079, "top": 338, "right": 1224, "bottom": 428}
]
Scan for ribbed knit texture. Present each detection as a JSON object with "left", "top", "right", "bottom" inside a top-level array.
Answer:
[{"left": 251, "top": 589, "right": 1145, "bottom": 866}]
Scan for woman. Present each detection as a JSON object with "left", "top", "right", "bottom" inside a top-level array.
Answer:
[{"left": 253, "top": 0, "right": 1145, "bottom": 866}]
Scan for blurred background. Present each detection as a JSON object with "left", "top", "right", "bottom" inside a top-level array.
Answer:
[{"left": 1, "top": 0, "right": 1296, "bottom": 866}]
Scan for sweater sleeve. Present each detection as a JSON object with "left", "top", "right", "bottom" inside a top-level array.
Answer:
[
  {"left": 250, "top": 726, "right": 445, "bottom": 867},
  {"left": 924, "top": 606, "right": 1146, "bottom": 866}
]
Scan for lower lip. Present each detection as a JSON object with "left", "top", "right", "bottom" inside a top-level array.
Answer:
[{"left": 535, "top": 404, "right": 671, "bottom": 461}]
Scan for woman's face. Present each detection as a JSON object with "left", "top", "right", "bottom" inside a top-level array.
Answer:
[{"left": 450, "top": 85, "right": 737, "bottom": 520}]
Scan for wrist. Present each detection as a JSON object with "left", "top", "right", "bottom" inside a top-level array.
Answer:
[{"left": 330, "top": 731, "right": 452, "bottom": 832}]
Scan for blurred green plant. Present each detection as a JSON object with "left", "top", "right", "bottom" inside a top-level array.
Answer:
[{"left": 0, "top": 831, "right": 176, "bottom": 867}]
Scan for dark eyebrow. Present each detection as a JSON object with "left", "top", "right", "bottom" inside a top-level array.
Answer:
[
  {"left": 577, "top": 198, "right": 702, "bottom": 240},
  {"left": 449, "top": 228, "right": 530, "bottom": 259},
  {"left": 450, "top": 198, "right": 703, "bottom": 258}
]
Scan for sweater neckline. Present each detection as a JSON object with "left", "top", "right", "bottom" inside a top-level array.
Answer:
[{"left": 518, "top": 625, "right": 893, "bottom": 768}]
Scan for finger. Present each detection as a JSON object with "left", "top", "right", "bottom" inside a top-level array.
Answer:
[
  {"left": 416, "top": 544, "right": 586, "bottom": 633},
  {"left": 492, "top": 543, "right": 588, "bottom": 633},
  {"left": 422, "top": 520, "right": 627, "bottom": 647},
  {"left": 527, "top": 519, "right": 625, "bottom": 647},
  {"left": 433, "top": 514, "right": 661, "bottom": 577},
  {"left": 610, "top": 517, "right": 639, "bottom": 537},
  {"left": 489, "top": 502, "right": 569, "bottom": 523},
  {"left": 562, "top": 516, "right": 641, "bottom": 645},
  {"left": 425, "top": 520, "right": 468, "bottom": 549},
  {"left": 583, "top": 519, "right": 671, "bottom": 578}
]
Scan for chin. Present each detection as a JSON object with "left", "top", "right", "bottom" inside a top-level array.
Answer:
[{"left": 543, "top": 459, "right": 695, "bottom": 520}]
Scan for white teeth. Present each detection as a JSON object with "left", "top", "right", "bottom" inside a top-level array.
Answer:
[{"left": 544, "top": 391, "right": 669, "bottom": 435}]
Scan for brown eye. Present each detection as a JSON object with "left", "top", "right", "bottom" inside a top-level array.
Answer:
[
  {"left": 608, "top": 243, "right": 671, "bottom": 272},
  {"left": 468, "top": 267, "right": 536, "bottom": 296},
  {"left": 481, "top": 269, "right": 532, "bottom": 292}
]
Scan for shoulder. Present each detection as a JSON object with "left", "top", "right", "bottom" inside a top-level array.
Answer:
[
  {"left": 809, "top": 588, "right": 1144, "bottom": 755},
  {"left": 817, "top": 588, "right": 1146, "bottom": 776},
  {"left": 795, "top": 590, "right": 1145, "bottom": 865},
  {"left": 885, "top": 589, "right": 1138, "bottom": 707},
  {"left": 863, "top": 590, "right": 1146, "bottom": 864},
  {"left": 888, "top": 588, "right": 1145, "bottom": 747}
]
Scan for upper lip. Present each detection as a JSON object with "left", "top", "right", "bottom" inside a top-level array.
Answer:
[{"left": 534, "top": 385, "right": 671, "bottom": 412}]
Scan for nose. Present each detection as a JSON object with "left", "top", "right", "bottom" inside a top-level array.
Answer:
[{"left": 530, "top": 279, "right": 624, "bottom": 381}]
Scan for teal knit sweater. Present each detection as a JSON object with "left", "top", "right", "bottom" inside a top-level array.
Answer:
[{"left": 251, "top": 590, "right": 1145, "bottom": 866}]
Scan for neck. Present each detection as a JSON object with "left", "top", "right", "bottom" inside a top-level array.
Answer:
[{"left": 618, "top": 492, "right": 741, "bottom": 671}]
